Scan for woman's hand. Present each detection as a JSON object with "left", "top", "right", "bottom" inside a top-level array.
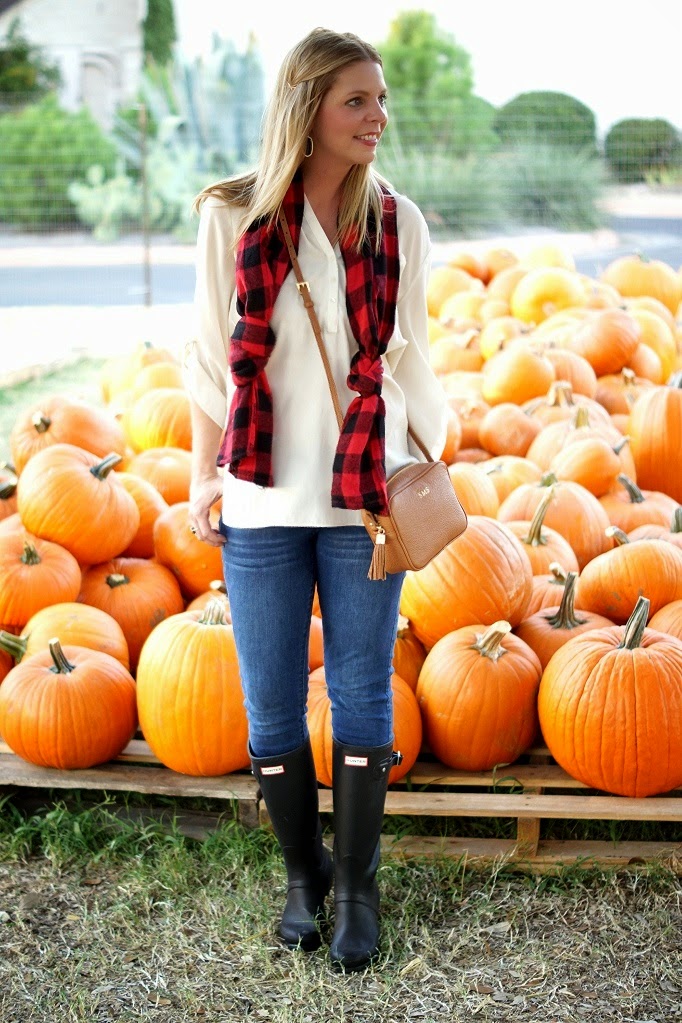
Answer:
[{"left": 189, "top": 474, "right": 226, "bottom": 546}]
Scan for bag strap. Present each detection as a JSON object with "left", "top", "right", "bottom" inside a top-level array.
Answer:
[{"left": 278, "top": 209, "right": 433, "bottom": 463}]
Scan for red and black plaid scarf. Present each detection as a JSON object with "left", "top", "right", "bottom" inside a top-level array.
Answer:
[{"left": 217, "top": 169, "right": 400, "bottom": 514}]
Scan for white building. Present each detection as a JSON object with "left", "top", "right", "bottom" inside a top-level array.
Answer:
[{"left": 0, "top": 0, "right": 147, "bottom": 129}]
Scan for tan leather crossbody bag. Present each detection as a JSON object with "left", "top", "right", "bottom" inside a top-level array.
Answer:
[{"left": 279, "top": 211, "right": 468, "bottom": 580}]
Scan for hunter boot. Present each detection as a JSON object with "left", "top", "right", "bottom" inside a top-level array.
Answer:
[
  {"left": 250, "top": 738, "right": 333, "bottom": 951},
  {"left": 329, "top": 738, "right": 401, "bottom": 971}
]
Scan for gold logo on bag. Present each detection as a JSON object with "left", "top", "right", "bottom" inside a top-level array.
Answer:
[{"left": 417, "top": 486, "right": 430, "bottom": 498}]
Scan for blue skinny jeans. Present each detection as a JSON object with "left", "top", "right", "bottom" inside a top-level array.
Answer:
[{"left": 219, "top": 524, "right": 405, "bottom": 759}]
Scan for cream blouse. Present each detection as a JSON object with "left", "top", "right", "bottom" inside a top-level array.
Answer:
[{"left": 184, "top": 191, "right": 448, "bottom": 528}]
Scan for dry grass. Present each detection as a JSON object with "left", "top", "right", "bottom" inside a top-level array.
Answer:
[{"left": 0, "top": 800, "right": 680, "bottom": 1023}]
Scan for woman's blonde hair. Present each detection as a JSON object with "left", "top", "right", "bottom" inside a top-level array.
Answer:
[{"left": 193, "top": 28, "right": 389, "bottom": 251}]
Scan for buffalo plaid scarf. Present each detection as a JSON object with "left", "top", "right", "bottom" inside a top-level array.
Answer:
[{"left": 217, "top": 169, "right": 400, "bottom": 514}]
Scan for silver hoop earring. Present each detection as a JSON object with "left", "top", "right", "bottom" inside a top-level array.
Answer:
[{"left": 304, "top": 136, "right": 314, "bottom": 158}]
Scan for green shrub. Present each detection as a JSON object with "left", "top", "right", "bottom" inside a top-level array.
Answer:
[
  {"left": 494, "top": 91, "right": 597, "bottom": 152},
  {"left": 377, "top": 147, "right": 506, "bottom": 236},
  {"left": 498, "top": 141, "right": 606, "bottom": 230},
  {"left": 0, "top": 94, "right": 117, "bottom": 228},
  {"left": 0, "top": 17, "right": 61, "bottom": 104},
  {"left": 605, "top": 117, "right": 681, "bottom": 183}
]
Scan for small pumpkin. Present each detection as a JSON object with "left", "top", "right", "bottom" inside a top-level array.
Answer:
[
  {"left": 565, "top": 308, "right": 641, "bottom": 377},
  {"left": 0, "top": 601, "right": 129, "bottom": 670},
  {"left": 0, "top": 534, "right": 81, "bottom": 628},
  {"left": 599, "top": 474, "right": 678, "bottom": 532},
  {"left": 0, "top": 639, "right": 137, "bottom": 769},
  {"left": 481, "top": 345, "right": 556, "bottom": 407},
  {"left": 504, "top": 485, "right": 579, "bottom": 574},
  {"left": 124, "top": 388, "right": 192, "bottom": 453},
  {"left": 416, "top": 621, "right": 542, "bottom": 771},
  {"left": 125, "top": 446, "right": 192, "bottom": 505},
  {"left": 0, "top": 463, "right": 18, "bottom": 522},
  {"left": 117, "top": 471, "right": 169, "bottom": 559},
  {"left": 10, "top": 395, "right": 126, "bottom": 474},
  {"left": 153, "top": 502, "right": 224, "bottom": 599},
  {"left": 648, "top": 599, "right": 682, "bottom": 643},
  {"left": 392, "top": 615, "right": 427, "bottom": 692},
  {"left": 481, "top": 455, "right": 542, "bottom": 504},
  {"left": 477, "top": 402, "right": 542, "bottom": 458},
  {"left": 447, "top": 462, "right": 500, "bottom": 517},
  {"left": 601, "top": 254, "right": 681, "bottom": 316},
  {"left": 525, "top": 561, "right": 572, "bottom": 617},
  {"left": 628, "top": 506, "right": 682, "bottom": 549}
]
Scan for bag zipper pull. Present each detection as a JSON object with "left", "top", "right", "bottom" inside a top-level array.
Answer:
[{"left": 368, "top": 525, "right": 386, "bottom": 581}]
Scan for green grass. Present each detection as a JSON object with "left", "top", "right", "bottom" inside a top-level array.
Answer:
[{"left": 0, "top": 794, "right": 680, "bottom": 1023}]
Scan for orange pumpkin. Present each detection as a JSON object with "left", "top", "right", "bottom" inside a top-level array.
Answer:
[
  {"left": 565, "top": 308, "right": 640, "bottom": 377},
  {"left": 417, "top": 621, "right": 541, "bottom": 771},
  {"left": 101, "top": 341, "right": 178, "bottom": 403},
  {"left": 481, "top": 455, "right": 542, "bottom": 504},
  {"left": 125, "top": 446, "right": 192, "bottom": 505},
  {"left": 576, "top": 530, "right": 682, "bottom": 622},
  {"left": 0, "top": 534, "right": 81, "bottom": 628},
  {"left": 504, "top": 485, "right": 579, "bottom": 574},
  {"left": 538, "top": 596, "right": 682, "bottom": 797},
  {"left": 116, "top": 472, "right": 169, "bottom": 560},
  {"left": 17, "top": 445, "right": 139, "bottom": 565},
  {"left": 599, "top": 474, "right": 678, "bottom": 532},
  {"left": 185, "top": 580, "right": 231, "bottom": 616},
  {"left": 78, "top": 557, "right": 184, "bottom": 670},
  {"left": 628, "top": 507, "right": 682, "bottom": 549},
  {"left": 481, "top": 346, "right": 555, "bottom": 406},
  {"left": 648, "top": 599, "right": 682, "bottom": 643},
  {"left": 307, "top": 667, "right": 421, "bottom": 785},
  {"left": 0, "top": 602, "right": 129, "bottom": 670},
  {"left": 543, "top": 348, "right": 598, "bottom": 397},
  {"left": 153, "top": 502, "right": 224, "bottom": 599},
  {"left": 523, "top": 380, "right": 611, "bottom": 430},
  {"left": 525, "top": 561, "right": 572, "bottom": 616},
  {"left": 549, "top": 435, "right": 623, "bottom": 498},
  {"left": 439, "top": 406, "right": 463, "bottom": 464},
  {"left": 0, "top": 464, "right": 18, "bottom": 522},
  {"left": 0, "top": 639, "right": 137, "bottom": 769},
  {"left": 447, "top": 462, "right": 500, "bottom": 517},
  {"left": 594, "top": 367, "right": 655, "bottom": 415},
  {"left": 124, "top": 388, "right": 192, "bottom": 453},
  {"left": 392, "top": 615, "right": 427, "bottom": 692},
  {"left": 10, "top": 395, "right": 126, "bottom": 474},
  {"left": 308, "top": 614, "right": 324, "bottom": 670},
  {"left": 601, "top": 254, "right": 681, "bottom": 316},
  {"left": 515, "top": 571, "right": 613, "bottom": 669},
  {"left": 477, "top": 403, "right": 542, "bottom": 457},
  {"left": 130, "top": 361, "right": 185, "bottom": 400},
  {"left": 510, "top": 267, "right": 585, "bottom": 324},
  {"left": 135, "top": 600, "right": 250, "bottom": 776},
  {"left": 447, "top": 397, "right": 490, "bottom": 448},
  {"left": 628, "top": 378, "right": 682, "bottom": 504},
  {"left": 400, "top": 516, "right": 533, "bottom": 650}
]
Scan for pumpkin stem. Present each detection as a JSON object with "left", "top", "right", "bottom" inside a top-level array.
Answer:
[
  {"left": 540, "top": 472, "right": 559, "bottom": 488},
  {"left": 472, "top": 621, "right": 511, "bottom": 661},
  {"left": 616, "top": 473, "right": 644, "bottom": 504},
  {"left": 547, "top": 380, "right": 574, "bottom": 408},
  {"left": 613, "top": 436, "right": 631, "bottom": 456},
  {"left": 198, "top": 598, "right": 229, "bottom": 627},
  {"left": 571, "top": 406, "right": 590, "bottom": 429},
  {"left": 668, "top": 372, "right": 682, "bottom": 390},
  {"left": 20, "top": 541, "right": 42, "bottom": 565},
  {"left": 670, "top": 507, "right": 682, "bottom": 534},
  {"left": 523, "top": 485, "right": 555, "bottom": 547},
  {"left": 548, "top": 561, "right": 568, "bottom": 582},
  {"left": 0, "top": 479, "right": 17, "bottom": 500},
  {"left": 606, "top": 525, "right": 630, "bottom": 546},
  {"left": 208, "top": 579, "right": 227, "bottom": 594},
  {"left": 544, "top": 572, "right": 588, "bottom": 630},
  {"left": 621, "top": 368, "right": 636, "bottom": 385},
  {"left": 618, "top": 596, "right": 650, "bottom": 650},
  {"left": 106, "top": 573, "right": 130, "bottom": 588},
  {"left": 90, "top": 453, "right": 123, "bottom": 480},
  {"left": 48, "top": 638, "right": 76, "bottom": 674},
  {"left": 396, "top": 613, "right": 411, "bottom": 637},
  {"left": 0, "top": 630, "right": 27, "bottom": 662},
  {"left": 31, "top": 412, "right": 51, "bottom": 434}
]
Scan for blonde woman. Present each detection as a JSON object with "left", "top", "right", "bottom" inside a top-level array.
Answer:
[{"left": 185, "top": 27, "right": 447, "bottom": 971}]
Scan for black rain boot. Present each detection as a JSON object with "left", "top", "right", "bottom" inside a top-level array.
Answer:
[
  {"left": 250, "top": 739, "right": 333, "bottom": 951},
  {"left": 329, "top": 738, "right": 401, "bottom": 971}
]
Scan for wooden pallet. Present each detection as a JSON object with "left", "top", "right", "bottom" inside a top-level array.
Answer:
[{"left": 1, "top": 739, "right": 680, "bottom": 872}]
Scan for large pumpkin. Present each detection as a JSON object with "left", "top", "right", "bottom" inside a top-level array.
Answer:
[
  {"left": 136, "top": 600, "right": 249, "bottom": 776},
  {"left": 0, "top": 639, "right": 137, "bottom": 769},
  {"left": 416, "top": 621, "right": 542, "bottom": 771},
  {"left": 307, "top": 667, "right": 421, "bottom": 786},
  {"left": 515, "top": 572, "right": 614, "bottom": 669},
  {"left": 400, "top": 516, "right": 533, "bottom": 650},
  {"left": 10, "top": 395, "right": 126, "bottom": 474},
  {"left": 17, "top": 445, "right": 140, "bottom": 565},
  {"left": 153, "top": 502, "right": 224, "bottom": 599},
  {"left": 0, "top": 601, "right": 129, "bottom": 670},
  {"left": 538, "top": 596, "right": 682, "bottom": 797}
]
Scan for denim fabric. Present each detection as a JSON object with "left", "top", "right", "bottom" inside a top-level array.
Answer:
[{"left": 219, "top": 524, "right": 405, "bottom": 758}]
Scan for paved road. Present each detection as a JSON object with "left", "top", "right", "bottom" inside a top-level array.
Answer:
[{"left": 0, "top": 216, "right": 679, "bottom": 308}]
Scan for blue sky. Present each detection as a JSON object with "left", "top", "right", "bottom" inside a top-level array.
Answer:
[{"left": 174, "top": 0, "right": 682, "bottom": 137}]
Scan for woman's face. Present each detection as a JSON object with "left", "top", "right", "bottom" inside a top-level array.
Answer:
[{"left": 309, "top": 60, "right": 388, "bottom": 171}]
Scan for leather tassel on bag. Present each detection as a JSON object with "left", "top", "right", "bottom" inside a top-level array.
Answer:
[{"left": 368, "top": 527, "right": 386, "bottom": 581}]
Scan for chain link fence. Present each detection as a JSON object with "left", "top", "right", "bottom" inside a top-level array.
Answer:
[{"left": 0, "top": 87, "right": 680, "bottom": 308}]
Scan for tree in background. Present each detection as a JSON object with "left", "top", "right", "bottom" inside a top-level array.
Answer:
[
  {"left": 0, "top": 17, "right": 61, "bottom": 105},
  {"left": 605, "top": 118, "right": 681, "bottom": 183},
  {"left": 377, "top": 10, "right": 496, "bottom": 155},
  {"left": 494, "top": 91, "right": 597, "bottom": 152},
  {"left": 143, "top": 0, "right": 177, "bottom": 66}
]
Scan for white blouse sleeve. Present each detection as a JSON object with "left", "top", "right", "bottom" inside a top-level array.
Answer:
[
  {"left": 389, "top": 195, "right": 449, "bottom": 461},
  {"left": 183, "top": 196, "right": 237, "bottom": 428}
]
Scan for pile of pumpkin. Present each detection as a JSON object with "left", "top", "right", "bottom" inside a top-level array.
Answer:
[{"left": 1, "top": 246, "right": 682, "bottom": 801}]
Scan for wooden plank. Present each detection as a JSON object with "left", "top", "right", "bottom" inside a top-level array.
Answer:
[
  {"left": 403, "top": 761, "right": 588, "bottom": 788},
  {"left": 381, "top": 836, "right": 682, "bottom": 872},
  {"left": 0, "top": 756, "right": 259, "bottom": 802},
  {"left": 375, "top": 790, "right": 682, "bottom": 821}
]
